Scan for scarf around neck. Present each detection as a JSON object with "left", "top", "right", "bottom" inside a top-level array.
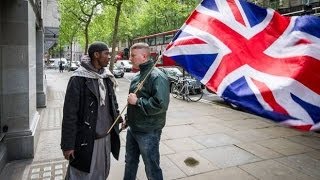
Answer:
[{"left": 72, "top": 57, "right": 118, "bottom": 106}]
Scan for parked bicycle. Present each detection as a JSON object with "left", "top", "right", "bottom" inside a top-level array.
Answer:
[{"left": 171, "top": 77, "right": 204, "bottom": 102}]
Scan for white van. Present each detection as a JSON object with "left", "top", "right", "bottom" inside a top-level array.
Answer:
[
  {"left": 115, "top": 60, "right": 132, "bottom": 72},
  {"left": 50, "top": 58, "right": 68, "bottom": 69}
]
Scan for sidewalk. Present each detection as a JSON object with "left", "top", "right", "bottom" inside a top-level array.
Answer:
[{"left": 1, "top": 69, "right": 320, "bottom": 180}]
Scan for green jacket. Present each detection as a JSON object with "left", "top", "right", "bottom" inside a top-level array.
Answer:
[{"left": 127, "top": 60, "right": 170, "bottom": 132}]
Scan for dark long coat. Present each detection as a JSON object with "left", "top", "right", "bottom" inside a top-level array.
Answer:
[{"left": 61, "top": 76, "right": 121, "bottom": 173}]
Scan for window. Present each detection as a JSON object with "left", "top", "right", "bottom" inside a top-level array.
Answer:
[
  {"left": 148, "top": 37, "right": 156, "bottom": 46},
  {"left": 156, "top": 35, "right": 164, "bottom": 45},
  {"left": 164, "top": 34, "right": 174, "bottom": 44}
]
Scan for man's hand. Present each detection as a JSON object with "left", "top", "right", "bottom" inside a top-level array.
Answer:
[
  {"left": 63, "top": 150, "right": 75, "bottom": 160},
  {"left": 127, "top": 93, "right": 138, "bottom": 105},
  {"left": 121, "top": 120, "right": 128, "bottom": 131}
]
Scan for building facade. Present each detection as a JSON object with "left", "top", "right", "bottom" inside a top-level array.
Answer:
[
  {"left": 0, "top": 0, "right": 58, "bottom": 172},
  {"left": 250, "top": 0, "right": 320, "bottom": 16}
]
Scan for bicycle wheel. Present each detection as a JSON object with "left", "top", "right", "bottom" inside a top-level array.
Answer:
[
  {"left": 187, "top": 87, "right": 203, "bottom": 102},
  {"left": 171, "top": 83, "right": 180, "bottom": 98}
]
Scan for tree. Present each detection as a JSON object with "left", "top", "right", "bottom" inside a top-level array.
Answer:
[
  {"left": 128, "top": 0, "right": 198, "bottom": 37},
  {"left": 105, "top": 0, "right": 124, "bottom": 71},
  {"left": 58, "top": 0, "right": 198, "bottom": 65},
  {"left": 59, "top": 10, "right": 80, "bottom": 62},
  {"left": 59, "top": 0, "right": 106, "bottom": 53},
  {"left": 90, "top": 0, "right": 137, "bottom": 71}
]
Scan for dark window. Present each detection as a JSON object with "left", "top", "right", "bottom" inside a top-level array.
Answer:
[
  {"left": 148, "top": 37, "right": 156, "bottom": 46},
  {"left": 156, "top": 35, "right": 164, "bottom": 45},
  {"left": 164, "top": 34, "right": 174, "bottom": 44}
]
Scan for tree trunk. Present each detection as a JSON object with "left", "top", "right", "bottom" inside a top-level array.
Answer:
[
  {"left": 84, "top": 24, "right": 89, "bottom": 54},
  {"left": 109, "top": 1, "right": 122, "bottom": 72}
]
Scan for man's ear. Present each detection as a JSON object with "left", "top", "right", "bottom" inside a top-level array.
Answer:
[{"left": 94, "top": 52, "right": 99, "bottom": 58}]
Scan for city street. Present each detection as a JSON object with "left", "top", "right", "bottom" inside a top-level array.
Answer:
[{"left": 1, "top": 69, "right": 320, "bottom": 180}]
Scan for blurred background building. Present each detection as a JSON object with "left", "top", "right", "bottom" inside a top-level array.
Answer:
[{"left": 249, "top": 0, "right": 320, "bottom": 16}]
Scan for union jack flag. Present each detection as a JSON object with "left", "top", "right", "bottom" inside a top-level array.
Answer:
[{"left": 163, "top": 0, "right": 320, "bottom": 131}]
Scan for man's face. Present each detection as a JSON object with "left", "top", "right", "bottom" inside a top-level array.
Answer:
[
  {"left": 129, "top": 49, "right": 147, "bottom": 70},
  {"left": 96, "top": 50, "right": 109, "bottom": 67}
]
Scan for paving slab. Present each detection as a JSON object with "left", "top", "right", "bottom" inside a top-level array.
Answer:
[
  {"left": 212, "top": 110, "right": 253, "bottom": 121},
  {"left": 158, "top": 156, "right": 186, "bottom": 180},
  {"left": 197, "top": 145, "right": 261, "bottom": 168},
  {"left": 163, "top": 138, "right": 205, "bottom": 152},
  {"left": 239, "top": 159, "right": 317, "bottom": 180},
  {"left": 108, "top": 163, "right": 125, "bottom": 180},
  {"left": 27, "top": 160, "right": 68, "bottom": 180},
  {"left": 33, "top": 129, "right": 64, "bottom": 162},
  {"left": 39, "top": 107, "right": 62, "bottom": 130},
  {"left": 192, "top": 133, "right": 240, "bottom": 148},
  {"left": 167, "top": 151, "right": 219, "bottom": 176},
  {"left": 304, "top": 150, "right": 320, "bottom": 160},
  {"left": 258, "top": 126, "right": 303, "bottom": 138},
  {"left": 286, "top": 134, "right": 320, "bottom": 149},
  {"left": 179, "top": 167, "right": 257, "bottom": 180},
  {"left": 235, "top": 142, "right": 283, "bottom": 159},
  {"left": 220, "top": 118, "right": 274, "bottom": 131},
  {"left": 196, "top": 105, "right": 237, "bottom": 117},
  {"left": 162, "top": 125, "right": 205, "bottom": 139},
  {"left": 275, "top": 154, "right": 320, "bottom": 179},
  {"left": 165, "top": 117, "right": 194, "bottom": 126},
  {"left": 159, "top": 141, "right": 175, "bottom": 155},
  {"left": 227, "top": 129, "right": 274, "bottom": 142},
  {"left": 257, "top": 138, "right": 314, "bottom": 155},
  {"left": 191, "top": 122, "right": 236, "bottom": 135}
]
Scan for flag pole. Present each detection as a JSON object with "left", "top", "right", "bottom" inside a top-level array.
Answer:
[{"left": 106, "top": 56, "right": 162, "bottom": 134}]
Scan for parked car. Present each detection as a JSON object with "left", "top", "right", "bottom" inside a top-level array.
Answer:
[
  {"left": 158, "top": 67, "right": 203, "bottom": 94},
  {"left": 46, "top": 62, "right": 56, "bottom": 69},
  {"left": 115, "top": 60, "right": 132, "bottom": 72},
  {"left": 112, "top": 65, "right": 124, "bottom": 78},
  {"left": 68, "top": 62, "right": 79, "bottom": 71}
]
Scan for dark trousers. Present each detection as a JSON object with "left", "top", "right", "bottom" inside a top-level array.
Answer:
[{"left": 124, "top": 128, "right": 163, "bottom": 180}]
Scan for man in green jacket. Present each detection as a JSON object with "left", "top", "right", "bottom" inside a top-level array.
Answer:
[{"left": 124, "top": 43, "right": 170, "bottom": 180}]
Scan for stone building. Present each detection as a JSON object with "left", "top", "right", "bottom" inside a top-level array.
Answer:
[{"left": 0, "top": 0, "right": 59, "bottom": 172}]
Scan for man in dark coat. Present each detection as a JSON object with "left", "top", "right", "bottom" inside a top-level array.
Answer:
[{"left": 61, "top": 41, "right": 123, "bottom": 180}]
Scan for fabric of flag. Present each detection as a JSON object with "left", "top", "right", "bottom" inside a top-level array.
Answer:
[{"left": 163, "top": 0, "right": 320, "bottom": 131}]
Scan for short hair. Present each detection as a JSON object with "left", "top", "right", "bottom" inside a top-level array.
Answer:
[
  {"left": 130, "top": 43, "right": 150, "bottom": 56},
  {"left": 88, "top": 41, "right": 109, "bottom": 59}
]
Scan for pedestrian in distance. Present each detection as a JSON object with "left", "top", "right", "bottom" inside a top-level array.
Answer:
[
  {"left": 123, "top": 43, "right": 170, "bottom": 180},
  {"left": 59, "top": 61, "right": 64, "bottom": 73},
  {"left": 61, "top": 41, "right": 124, "bottom": 180}
]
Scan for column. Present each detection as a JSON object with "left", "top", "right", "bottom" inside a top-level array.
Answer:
[{"left": 36, "top": 29, "right": 47, "bottom": 108}]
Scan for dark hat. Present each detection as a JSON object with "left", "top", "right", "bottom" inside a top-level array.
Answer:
[{"left": 88, "top": 41, "right": 109, "bottom": 55}]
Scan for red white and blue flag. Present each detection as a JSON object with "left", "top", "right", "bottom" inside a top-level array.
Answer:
[{"left": 163, "top": 0, "right": 320, "bottom": 131}]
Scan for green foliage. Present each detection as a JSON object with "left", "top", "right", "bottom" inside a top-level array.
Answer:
[
  {"left": 58, "top": 0, "right": 200, "bottom": 53},
  {"left": 129, "top": 0, "right": 198, "bottom": 37}
]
